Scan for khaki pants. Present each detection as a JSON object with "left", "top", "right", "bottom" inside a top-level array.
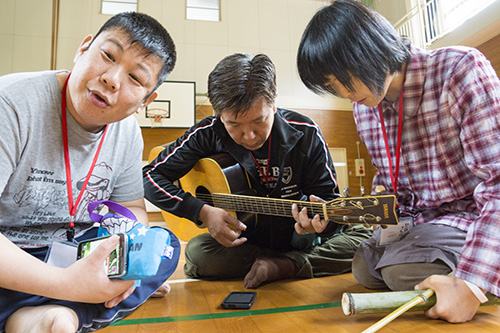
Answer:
[{"left": 184, "top": 224, "right": 372, "bottom": 280}]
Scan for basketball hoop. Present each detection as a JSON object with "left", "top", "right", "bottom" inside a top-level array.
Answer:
[{"left": 146, "top": 108, "right": 169, "bottom": 127}]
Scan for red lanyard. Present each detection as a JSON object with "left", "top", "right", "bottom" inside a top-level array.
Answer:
[
  {"left": 377, "top": 69, "right": 407, "bottom": 195},
  {"left": 250, "top": 133, "right": 272, "bottom": 187},
  {"left": 61, "top": 73, "right": 109, "bottom": 241}
]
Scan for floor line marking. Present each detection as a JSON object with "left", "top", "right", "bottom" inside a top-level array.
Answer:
[{"left": 110, "top": 302, "right": 342, "bottom": 326}]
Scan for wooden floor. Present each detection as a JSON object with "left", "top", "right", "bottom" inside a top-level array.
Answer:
[{"left": 100, "top": 215, "right": 500, "bottom": 332}]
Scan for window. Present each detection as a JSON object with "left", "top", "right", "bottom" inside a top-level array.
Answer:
[
  {"left": 439, "top": 0, "right": 495, "bottom": 32},
  {"left": 101, "top": 0, "right": 137, "bottom": 15},
  {"left": 186, "top": 0, "right": 220, "bottom": 22},
  {"left": 395, "top": 0, "right": 497, "bottom": 48}
]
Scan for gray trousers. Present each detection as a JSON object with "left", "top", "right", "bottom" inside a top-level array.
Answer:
[
  {"left": 352, "top": 223, "right": 466, "bottom": 291},
  {"left": 184, "top": 224, "right": 372, "bottom": 280}
]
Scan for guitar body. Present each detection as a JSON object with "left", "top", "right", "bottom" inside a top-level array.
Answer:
[{"left": 161, "top": 154, "right": 254, "bottom": 241}]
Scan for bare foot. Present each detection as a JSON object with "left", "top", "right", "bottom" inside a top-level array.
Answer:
[
  {"left": 244, "top": 257, "right": 299, "bottom": 289},
  {"left": 5, "top": 305, "right": 78, "bottom": 333},
  {"left": 151, "top": 281, "right": 171, "bottom": 298}
]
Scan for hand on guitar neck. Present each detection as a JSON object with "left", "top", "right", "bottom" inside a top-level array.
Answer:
[
  {"left": 292, "top": 194, "right": 328, "bottom": 234},
  {"left": 198, "top": 204, "right": 248, "bottom": 247}
]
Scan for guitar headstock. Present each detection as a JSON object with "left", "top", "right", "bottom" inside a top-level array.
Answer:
[{"left": 324, "top": 194, "right": 398, "bottom": 226}]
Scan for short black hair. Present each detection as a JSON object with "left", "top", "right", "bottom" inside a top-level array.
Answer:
[
  {"left": 208, "top": 53, "right": 277, "bottom": 117},
  {"left": 94, "top": 12, "right": 176, "bottom": 95},
  {"left": 297, "top": 0, "right": 410, "bottom": 97}
]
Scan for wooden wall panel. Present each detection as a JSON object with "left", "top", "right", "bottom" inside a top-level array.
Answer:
[
  {"left": 291, "top": 108, "right": 375, "bottom": 196},
  {"left": 142, "top": 105, "right": 375, "bottom": 196},
  {"left": 142, "top": 33, "right": 500, "bottom": 198},
  {"left": 476, "top": 33, "right": 500, "bottom": 78}
]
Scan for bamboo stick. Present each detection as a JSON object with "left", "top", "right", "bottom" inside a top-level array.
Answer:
[
  {"left": 359, "top": 288, "right": 435, "bottom": 333},
  {"left": 344, "top": 289, "right": 500, "bottom": 333},
  {"left": 342, "top": 290, "right": 500, "bottom": 316}
]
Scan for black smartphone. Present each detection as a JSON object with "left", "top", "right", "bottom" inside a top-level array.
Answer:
[
  {"left": 77, "top": 233, "right": 128, "bottom": 278},
  {"left": 221, "top": 291, "right": 257, "bottom": 309}
]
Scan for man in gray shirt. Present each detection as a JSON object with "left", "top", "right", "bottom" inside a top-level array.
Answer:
[{"left": 0, "top": 12, "right": 178, "bottom": 332}]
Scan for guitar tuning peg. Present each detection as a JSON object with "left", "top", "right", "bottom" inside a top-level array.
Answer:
[
  {"left": 360, "top": 186, "right": 365, "bottom": 196},
  {"left": 359, "top": 216, "right": 372, "bottom": 228},
  {"left": 343, "top": 216, "right": 352, "bottom": 227},
  {"left": 342, "top": 188, "right": 351, "bottom": 198},
  {"left": 374, "top": 185, "right": 386, "bottom": 194}
]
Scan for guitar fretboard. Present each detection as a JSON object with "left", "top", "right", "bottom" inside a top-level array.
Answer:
[
  {"left": 192, "top": 193, "right": 354, "bottom": 220},
  {"left": 214, "top": 193, "right": 324, "bottom": 218},
  {"left": 195, "top": 193, "right": 398, "bottom": 226}
]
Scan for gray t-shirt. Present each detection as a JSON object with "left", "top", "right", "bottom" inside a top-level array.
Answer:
[{"left": 0, "top": 70, "right": 144, "bottom": 248}]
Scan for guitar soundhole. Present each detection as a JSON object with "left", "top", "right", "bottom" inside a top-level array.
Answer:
[{"left": 195, "top": 186, "right": 214, "bottom": 206}]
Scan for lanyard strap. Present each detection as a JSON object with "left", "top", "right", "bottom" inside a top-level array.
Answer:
[
  {"left": 87, "top": 200, "right": 137, "bottom": 223},
  {"left": 61, "top": 73, "right": 109, "bottom": 240},
  {"left": 250, "top": 133, "right": 272, "bottom": 187},
  {"left": 377, "top": 69, "right": 407, "bottom": 195}
]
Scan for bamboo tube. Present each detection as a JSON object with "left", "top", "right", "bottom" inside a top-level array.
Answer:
[{"left": 342, "top": 290, "right": 500, "bottom": 315}]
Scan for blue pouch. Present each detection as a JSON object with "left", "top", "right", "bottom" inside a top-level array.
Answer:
[{"left": 87, "top": 200, "right": 175, "bottom": 282}]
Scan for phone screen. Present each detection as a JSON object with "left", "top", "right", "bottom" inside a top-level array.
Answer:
[{"left": 77, "top": 234, "right": 127, "bottom": 277}]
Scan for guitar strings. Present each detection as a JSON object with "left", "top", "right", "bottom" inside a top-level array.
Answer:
[
  {"left": 194, "top": 193, "right": 324, "bottom": 216},
  {"left": 193, "top": 193, "right": 360, "bottom": 217},
  {"left": 193, "top": 193, "right": 390, "bottom": 225}
]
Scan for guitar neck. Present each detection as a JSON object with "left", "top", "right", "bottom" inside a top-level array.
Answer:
[
  {"left": 211, "top": 193, "right": 326, "bottom": 219},
  {"left": 205, "top": 192, "right": 399, "bottom": 226}
]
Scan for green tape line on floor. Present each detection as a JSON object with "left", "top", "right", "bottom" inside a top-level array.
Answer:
[{"left": 110, "top": 301, "right": 342, "bottom": 326}]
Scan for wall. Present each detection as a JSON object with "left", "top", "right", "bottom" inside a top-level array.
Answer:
[
  {"left": 50, "top": 0, "right": 352, "bottom": 112},
  {"left": 1, "top": 0, "right": 374, "bottom": 195},
  {"left": 4, "top": 0, "right": 499, "bottom": 197},
  {"left": 372, "top": 0, "right": 410, "bottom": 25},
  {"left": 143, "top": 105, "right": 375, "bottom": 196},
  {"left": 294, "top": 108, "right": 374, "bottom": 195},
  {"left": 476, "top": 33, "right": 500, "bottom": 79},
  {"left": 0, "top": 0, "right": 52, "bottom": 74}
]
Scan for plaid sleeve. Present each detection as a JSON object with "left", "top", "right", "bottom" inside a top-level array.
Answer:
[{"left": 451, "top": 49, "right": 500, "bottom": 296}]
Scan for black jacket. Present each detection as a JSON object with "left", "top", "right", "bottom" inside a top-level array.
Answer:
[{"left": 143, "top": 108, "right": 340, "bottom": 251}]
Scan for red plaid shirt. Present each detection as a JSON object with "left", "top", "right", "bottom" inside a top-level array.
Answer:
[{"left": 354, "top": 45, "right": 500, "bottom": 296}]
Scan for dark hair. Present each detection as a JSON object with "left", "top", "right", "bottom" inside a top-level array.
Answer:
[
  {"left": 93, "top": 12, "right": 176, "bottom": 96},
  {"left": 297, "top": 0, "right": 410, "bottom": 97},
  {"left": 208, "top": 53, "right": 277, "bottom": 117}
]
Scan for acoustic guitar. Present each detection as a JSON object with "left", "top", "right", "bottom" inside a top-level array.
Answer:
[{"left": 157, "top": 153, "right": 399, "bottom": 241}]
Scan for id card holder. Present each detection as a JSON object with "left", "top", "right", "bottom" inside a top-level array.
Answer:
[
  {"left": 378, "top": 216, "right": 413, "bottom": 246},
  {"left": 46, "top": 241, "right": 78, "bottom": 268}
]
